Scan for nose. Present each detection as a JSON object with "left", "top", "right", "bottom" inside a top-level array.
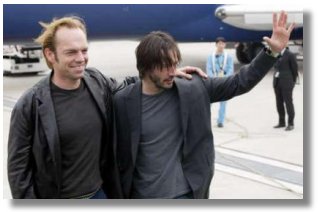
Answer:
[
  {"left": 168, "top": 66, "right": 176, "bottom": 76},
  {"left": 75, "top": 51, "right": 87, "bottom": 63}
]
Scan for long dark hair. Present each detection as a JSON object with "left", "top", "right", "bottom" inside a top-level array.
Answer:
[{"left": 136, "top": 31, "right": 181, "bottom": 78}]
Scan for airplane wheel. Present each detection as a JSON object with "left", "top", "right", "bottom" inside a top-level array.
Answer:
[
  {"left": 247, "top": 43, "right": 264, "bottom": 62},
  {"left": 236, "top": 43, "right": 249, "bottom": 64}
]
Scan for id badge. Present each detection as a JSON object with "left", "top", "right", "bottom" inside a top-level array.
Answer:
[{"left": 218, "top": 70, "right": 224, "bottom": 77}]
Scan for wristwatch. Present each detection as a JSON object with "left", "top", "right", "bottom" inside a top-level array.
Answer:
[{"left": 264, "top": 46, "right": 284, "bottom": 58}]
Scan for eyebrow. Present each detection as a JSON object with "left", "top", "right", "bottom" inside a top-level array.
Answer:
[{"left": 63, "top": 47, "right": 88, "bottom": 53}]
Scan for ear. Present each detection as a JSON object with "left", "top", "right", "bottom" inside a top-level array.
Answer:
[{"left": 44, "top": 48, "right": 56, "bottom": 64}]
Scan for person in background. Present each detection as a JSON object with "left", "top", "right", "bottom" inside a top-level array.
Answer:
[
  {"left": 206, "top": 36, "right": 234, "bottom": 128},
  {"left": 273, "top": 47, "right": 298, "bottom": 131}
]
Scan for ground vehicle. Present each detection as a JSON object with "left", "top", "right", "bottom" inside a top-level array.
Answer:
[{"left": 3, "top": 45, "right": 47, "bottom": 75}]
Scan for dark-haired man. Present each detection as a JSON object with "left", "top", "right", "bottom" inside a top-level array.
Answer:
[{"left": 114, "top": 11, "right": 295, "bottom": 199}]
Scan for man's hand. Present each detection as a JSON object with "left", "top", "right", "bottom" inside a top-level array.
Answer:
[
  {"left": 263, "top": 11, "right": 296, "bottom": 53},
  {"left": 175, "top": 66, "right": 208, "bottom": 80}
]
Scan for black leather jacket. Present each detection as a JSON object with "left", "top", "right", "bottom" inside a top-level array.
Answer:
[{"left": 7, "top": 68, "right": 133, "bottom": 198}]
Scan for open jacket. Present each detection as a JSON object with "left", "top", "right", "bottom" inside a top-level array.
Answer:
[
  {"left": 7, "top": 68, "right": 133, "bottom": 199},
  {"left": 273, "top": 48, "right": 299, "bottom": 86},
  {"left": 114, "top": 51, "right": 278, "bottom": 199}
]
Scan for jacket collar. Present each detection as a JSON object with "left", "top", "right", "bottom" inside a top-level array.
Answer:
[
  {"left": 82, "top": 71, "right": 107, "bottom": 117},
  {"left": 34, "top": 72, "right": 62, "bottom": 188},
  {"left": 174, "top": 78, "right": 190, "bottom": 141},
  {"left": 126, "top": 80, "right": 142, "bottom": 166}
]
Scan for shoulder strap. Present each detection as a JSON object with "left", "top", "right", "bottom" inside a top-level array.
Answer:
[
  {"left": 211, "top": 52, "right": 216, "bottom": 75},
  {"left": 222, "top": 52, "right": 228, "bottom": 73},
  {"left": 212, "top": 51, "right": 228, "bottom": 75}
]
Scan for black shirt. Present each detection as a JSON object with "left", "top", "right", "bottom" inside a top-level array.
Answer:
[
  {"left": 132, "top": 86, "right": 190, "bottom": 198},
  {"left": 51, "top": 80, "right": 103, "bottom": 198}
]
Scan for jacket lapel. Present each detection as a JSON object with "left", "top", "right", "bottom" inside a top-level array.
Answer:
[
  {"left": 35, "top": 76, "right": 62, "bottom": 187},
  {"left": 175, "top": 78, "right": 189, "bottom": 141},
  {"left": 83, "top": 73, "right": 107, "bottom": 117},
  {"left": 126, "top": 81, "right": 142, "bottom": 166}
]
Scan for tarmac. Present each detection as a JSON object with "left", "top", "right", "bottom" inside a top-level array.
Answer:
[{"left": 2, "top": 40, "right": 303, "bottom": 199}]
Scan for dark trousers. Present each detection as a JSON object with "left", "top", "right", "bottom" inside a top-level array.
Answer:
[
  {"left": 274, "top": 79, "right": 295, "bottom": 126},
  {"left": 90, "top": 188, "right": 107, "bottom": 199},
  {"left": 174, "top": 192, "right": 194, "bottom": 199}
]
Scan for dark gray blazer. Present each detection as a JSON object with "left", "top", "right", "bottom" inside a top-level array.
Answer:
[{"left": 114, "top": 51, "right": 278, "bottom": 199}]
